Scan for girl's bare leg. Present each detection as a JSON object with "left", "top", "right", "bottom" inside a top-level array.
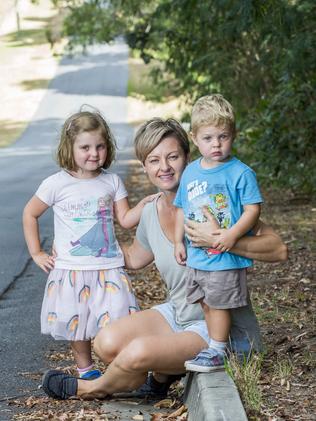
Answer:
[
  {"left": 70, "top": 340, "right": 92, "bottom": 369},
  {"left": 76, "top": 310, "right": 207, "bottom": 399}
]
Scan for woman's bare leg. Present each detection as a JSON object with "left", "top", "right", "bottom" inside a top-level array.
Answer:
[
  {"left": 77, "top": 310, "right": 207, "bottom": 399},
  {"left": 93, "top": 309, "right": 168, "bottom": 363}
]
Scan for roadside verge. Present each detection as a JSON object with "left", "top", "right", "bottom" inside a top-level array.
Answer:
[{"left": 184, "top": 371, "right": 248, "bottom": 421}]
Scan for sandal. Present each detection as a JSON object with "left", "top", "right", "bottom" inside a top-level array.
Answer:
[{"left": 42, "top": 369, "right": 78, "bottom": 400}]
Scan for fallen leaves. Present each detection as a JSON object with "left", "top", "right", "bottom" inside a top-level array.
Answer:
[
  {"left": 6, "top": 164, "right": 316, "bottom": 421},
  {"left": 151, "top": 404, "right": 187, "bottom": 420}
]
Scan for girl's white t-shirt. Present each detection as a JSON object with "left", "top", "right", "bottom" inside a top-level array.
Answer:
[{"left": 36, "top": 169, "right": 127, "bottom": 270}]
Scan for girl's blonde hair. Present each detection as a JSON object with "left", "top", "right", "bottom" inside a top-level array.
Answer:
[
  {"left": 134, "top": 118, "right": 190, "bottom": 163},
  {"left": 57, "top": 109, "right": 116, "bottom": 171},
  {"left": 191, "top": 94, "right": 236, "bottom": 137}
]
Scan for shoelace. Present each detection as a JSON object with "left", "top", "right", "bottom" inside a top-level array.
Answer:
[{"left": 194, "top": 348, "right": 226, "bottom": 360}]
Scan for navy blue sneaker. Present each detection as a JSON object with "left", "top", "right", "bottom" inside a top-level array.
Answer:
[{"left": 134, "top": 372, "right": 184, "bottom": 399}]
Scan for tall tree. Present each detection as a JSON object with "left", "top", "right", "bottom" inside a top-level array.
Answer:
[{"left": 53, "top": 0, "right": 316, "bottom": 193}]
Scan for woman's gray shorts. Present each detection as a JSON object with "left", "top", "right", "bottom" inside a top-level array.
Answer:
[
  {"left": 186, "top": 268, "right": 248, "bottom": 309},
  {"left": 153, "top": 301, "right": 209, "bottom": 346}
]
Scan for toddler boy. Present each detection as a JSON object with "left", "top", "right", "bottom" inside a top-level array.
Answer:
[{"left": 174, "top": 94, "right": 262, "bottom": 372}]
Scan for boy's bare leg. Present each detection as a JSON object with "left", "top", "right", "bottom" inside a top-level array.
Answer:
[{"left": 201, "top": 301, "right": 231, "bottom": 342}]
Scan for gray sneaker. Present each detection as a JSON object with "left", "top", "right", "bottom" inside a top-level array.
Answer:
[{"left": 185, "top": 348, "right": 226, "bottom": 373}]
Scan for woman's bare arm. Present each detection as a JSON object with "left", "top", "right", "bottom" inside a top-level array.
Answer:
[
  {"left": 230, "top": 220, "right": 288, "bottom": 262},
  {"left": 184, "top": 210, "right": 287, "bottom": 262},
  {"left": 121, "top": 238, "right": 154, "bottom": 270}
]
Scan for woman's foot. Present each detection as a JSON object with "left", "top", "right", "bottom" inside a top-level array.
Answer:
[{"left": 42, "top": 370, "right": 78, "bottom": 400}]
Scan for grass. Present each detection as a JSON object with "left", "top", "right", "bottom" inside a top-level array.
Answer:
[
  {"left": 225, "top": 352, "right": 264, "bottom": 413},
  {"left": 0, "top": 119, "right": 28, "bottom": 147},
  {"left": 274, "top": 356, "right": 293, "bottom": 382},
  {"left": 20, "top": 78, "right": 51, "bottom": 90},
  {"left": 4, "top": 27, "right": 48, "bottom": 46}
]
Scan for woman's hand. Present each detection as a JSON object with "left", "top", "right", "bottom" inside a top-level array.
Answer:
[
  {"left": 184, "top": 207, "right": 220, "bottom": 248},
  {"left": 32, "top": 251, "right": 55, "bottom": 273}
]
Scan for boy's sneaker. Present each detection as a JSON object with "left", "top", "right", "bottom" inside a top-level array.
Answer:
[
  {"left": 80, "top": 369, "right": 101, "bottom": 380},
  {"left": 185, "top": 348, "right": 226, "bottom": 373}
]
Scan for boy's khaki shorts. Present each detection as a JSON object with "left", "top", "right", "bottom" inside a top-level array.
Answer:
[{"left": 186, "top": 267, "right": 248, "bottom": 309}]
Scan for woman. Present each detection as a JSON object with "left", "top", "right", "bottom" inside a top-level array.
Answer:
[{"left": 42, "top": 118, "right": 287, "bottom": 400}]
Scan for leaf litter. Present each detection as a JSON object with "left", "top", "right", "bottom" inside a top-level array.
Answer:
[{"left": 7, "top": 165, "right": 315, "bottom": 420}]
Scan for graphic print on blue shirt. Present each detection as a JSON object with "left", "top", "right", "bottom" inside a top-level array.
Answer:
[{"left": 187, "top": 181, "right": 231, "bottom": 229}]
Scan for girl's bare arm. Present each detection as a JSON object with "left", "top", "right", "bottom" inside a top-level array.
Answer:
[
  {"left": 114, "top": 194, "right": 161, "bottom": 229},
  {"left": 23, "top": 196, "right": 55, "bottom": 272}
]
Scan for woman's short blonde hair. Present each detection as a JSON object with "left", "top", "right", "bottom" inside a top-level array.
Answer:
[
  {"left": 191, "top": 94, "right": 236, "bottom": 137},
  {"left": 134, "top": 118, "right": 190, "bottom": 163},
  {"left": 57, "top": 109, "right": 116, "bottom": 171}
]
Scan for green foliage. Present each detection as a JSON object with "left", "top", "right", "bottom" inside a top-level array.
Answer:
[{"left": 54, "top": 0, "right": 316, "bottom": 193}]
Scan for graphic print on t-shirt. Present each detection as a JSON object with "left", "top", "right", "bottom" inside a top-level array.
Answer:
[
  {"left": 186, "top": 181, "right": 231, "bottom": 256},
  {"left": 69, "top": 194, "right": 119, "bottom": 258}
]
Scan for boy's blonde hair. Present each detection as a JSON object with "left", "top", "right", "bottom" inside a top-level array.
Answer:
[
  {"left": 57, "top": 109, "right": 116, "bottom": 171},
  {"left": 134, "top": 117, "right": 190, "bottom": 163},
  {"left": 191, "top": 94, "right": 236, "bottom": 137}
]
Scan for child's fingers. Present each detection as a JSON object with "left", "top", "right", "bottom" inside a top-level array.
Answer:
[
  {"left": 40, "top": 264, "right": 49, "bottom": 274},
  {"left": 145, "top": 192, "right": 163, "bottom": 203}
]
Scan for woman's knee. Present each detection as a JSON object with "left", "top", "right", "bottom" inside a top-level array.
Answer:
[
  {"left": 93, "top": 326, "right": 122, "bottom": 362},
  {"left": 115, "top": 338, "right": 151, "bottom": 372}
]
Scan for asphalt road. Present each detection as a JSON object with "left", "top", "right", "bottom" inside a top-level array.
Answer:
[{"left": 0, "top": 39, "right": 135, "bottom": 418}]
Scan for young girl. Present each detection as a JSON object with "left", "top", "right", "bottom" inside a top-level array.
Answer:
[{"left": 23, "top": 110, "right": 158, "bottom": 380}]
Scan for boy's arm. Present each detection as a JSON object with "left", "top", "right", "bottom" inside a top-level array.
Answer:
[
  {"left": 114, "top": 193, "right": 161, "bottom": 229},
  {"left": 23, "top": 195, "right": 55, "bottom": 273},
  {"left": 174, "top": 207, "right": 187, "bottom": 265},
  {"left": 212, "top": 203, "right": 261, "bottom": 252}
]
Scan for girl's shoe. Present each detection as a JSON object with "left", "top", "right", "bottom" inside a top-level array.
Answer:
[
  {"left": 185, "top": 348, "right": 226, "bottom": 373},
  {"left": 80, "top": 369, "right": 102, "bottom": 380}
]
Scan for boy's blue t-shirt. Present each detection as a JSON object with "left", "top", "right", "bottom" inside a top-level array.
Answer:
[{"left": 174, "top": 157, "right": 263, "bottom": 271}]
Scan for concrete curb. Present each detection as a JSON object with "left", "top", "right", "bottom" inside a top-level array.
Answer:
[{"left": 183, "top": 371, "right": 248, "bottom": 421}]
